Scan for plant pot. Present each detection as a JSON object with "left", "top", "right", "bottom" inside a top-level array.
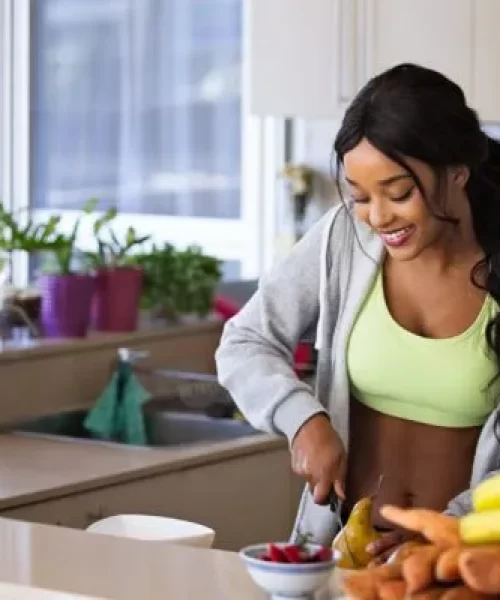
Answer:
[
  {"left": 40, "top": 273, "right": 95, "bottom": 338},
  {"left": 92, "top": 266, "right": 143, "bottom": 332}
]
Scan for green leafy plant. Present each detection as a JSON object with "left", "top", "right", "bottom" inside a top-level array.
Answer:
[
  {"left": 85, "top": 209, "right": 150, "bottom": 269},
  {"left": 41, "top": 198, "right": 99, "bottom": 275},
  {"left": 0, "top": 204, "right": 66, "bottom": 253},
  {"left": 136, "top": 243, "right": 222, "bottom": 320}
]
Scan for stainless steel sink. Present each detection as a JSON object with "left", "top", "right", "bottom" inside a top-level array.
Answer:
[{"left": 10, "top": 409, "right": 260, "bottom": 448}]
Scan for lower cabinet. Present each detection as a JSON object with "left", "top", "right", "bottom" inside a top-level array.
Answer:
[{"left": 0, "top": 446, "right": 304, "bottom": 551}]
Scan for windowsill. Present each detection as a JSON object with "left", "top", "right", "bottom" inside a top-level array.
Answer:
[{"left": 0, "top": 315, "right": 224, "bottom": 364}]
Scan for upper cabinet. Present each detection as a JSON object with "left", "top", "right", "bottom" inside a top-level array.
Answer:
[
  {"left": 362, "top": 0, "right": 473, "bottom": 95},
  {"left": 245, "top": 0, "right": 363, "bottom": 118},
  {"left": 246, "top": 0, "right": 500, "bottom": 123},
  {"left": 473, "top": 0, "right": 500, "bottom": 122}
]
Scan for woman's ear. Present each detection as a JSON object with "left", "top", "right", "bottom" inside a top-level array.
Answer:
[{"left": 450, "top": 165, "right": 470, "bottom": 189}]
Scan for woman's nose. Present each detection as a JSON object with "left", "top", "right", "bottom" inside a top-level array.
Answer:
[{"left": 369, "top": 199, "right": 393, "bottom": 230}]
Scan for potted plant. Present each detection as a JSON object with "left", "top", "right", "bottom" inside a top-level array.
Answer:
[
  {"left": 137, "top": 243, "right": 222, "bottom": 323},
  {"left": 85, "top": 215, "right": 150, "bottom": 332},
  {"left": 38, "top": 199, "right": 97, "bottom": 338},
  {"left": 0, "top": 204, "right": 68, "bottom": 335}
]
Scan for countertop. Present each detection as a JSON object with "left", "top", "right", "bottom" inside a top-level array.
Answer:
[
  {"left": 0, "top": 581, "right": 102, "bottom": 599},
  {"left": 0, "top": 432, "right": 284, "bottom": 509},
  {"left": 0, "top": 517, "right": 341, "bottom": 599}
]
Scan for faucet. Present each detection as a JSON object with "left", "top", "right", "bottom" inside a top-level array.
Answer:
[
  {"left": 0, "top": 302, "right": 40, "bottom": 345},
  {"left": 117, "top": 347, "right": 218, "bottom": 382}
]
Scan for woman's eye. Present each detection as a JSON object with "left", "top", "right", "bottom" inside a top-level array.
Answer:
[
  {"left": 351, "top": 195, "right": 369, "bottom": 204},
  {"left": 391, "top": 187, "right": 414, "bottom": 202}
]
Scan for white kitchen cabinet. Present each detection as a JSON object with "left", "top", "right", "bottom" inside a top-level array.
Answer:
[
  {"left": 362, "top": 0, "right": 473, "bottom": 97},
  {"left": 245, "top": 0, "right": 364, "bottom": 118},
  {"left": 247, "top": 0, "right": 500, "bottom": 122},
  {"left": 473, "top": 0, "right": 500, "bottom": 123}
]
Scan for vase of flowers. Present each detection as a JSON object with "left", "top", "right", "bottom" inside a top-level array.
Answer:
[{"left": 279, "top": 163, "right": 316, "bottom": 241}]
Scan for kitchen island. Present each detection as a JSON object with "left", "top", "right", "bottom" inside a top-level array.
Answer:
[{"left": 0, "top": 516, "right": 340, "bottom": 599}]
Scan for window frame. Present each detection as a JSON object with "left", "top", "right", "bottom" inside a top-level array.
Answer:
[{"left": 1, "top": 0, "right": 285, "bottom": 287}]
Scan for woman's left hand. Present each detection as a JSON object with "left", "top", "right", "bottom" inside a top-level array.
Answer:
[{"left": 366, "top": 530, "right": 415, "bottom": 566}]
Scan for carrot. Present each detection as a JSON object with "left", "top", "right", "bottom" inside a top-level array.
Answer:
[
  {"left": 441, "top": 586, "right": 489, "bottom": 600},
  {"left": 380, "top": 506, "right": 461, "bottom": 548},
  {"left": 341, "top": 564, "right": 402, "bottom": 600},
  {"left": 388, "top": 539, "right": 427, "bottom": 565},
  {"left": 459, "top": 546, "right": 500, "bottom": 594},
  {"left": 411, "top": 586, "right": 447, "bottom": 600},
  {"left": 401, "top": 544, "right": 442, "bottom": 593},
  {"left": 377, "top": 579, "right": 407, "bottom": 600},
  {"left": 435, "top": 547, "right": 462, "bottom": 583}
]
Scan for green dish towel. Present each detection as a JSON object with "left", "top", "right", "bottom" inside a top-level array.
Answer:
[{"left": 84, "top": 361, "right": 152, "bottom": 445}]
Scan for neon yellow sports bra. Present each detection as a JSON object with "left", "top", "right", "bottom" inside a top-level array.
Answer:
[{"left": 347, "top": 269, "right": 499, "bottom": 428}]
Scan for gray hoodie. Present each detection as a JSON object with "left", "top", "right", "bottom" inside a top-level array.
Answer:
[{"left": 215, "top": 203, "right": 500, "bottom": 545}]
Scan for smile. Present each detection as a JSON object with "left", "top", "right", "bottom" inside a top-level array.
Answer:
[{"left": 379, "top": 225, "right": 416, "bottom": 248}]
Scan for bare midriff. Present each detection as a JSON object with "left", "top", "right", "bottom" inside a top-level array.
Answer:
[{"left": 344, "top": 396, "right": 482, "bottom": 529}]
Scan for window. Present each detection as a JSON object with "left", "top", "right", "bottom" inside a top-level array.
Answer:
[{"left": 2, "top": 0, "right": 283, "bottom": 286}]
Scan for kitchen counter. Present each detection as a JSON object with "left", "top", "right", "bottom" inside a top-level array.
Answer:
[
  {"left": 0, "top": 581, "right": 102, "bottom": 599},
  {"left": 0, "top": 517, "right": 340, "bottom": 599},
  {"left": 0, "top": 432, "right": 284, "bottom": 509}
]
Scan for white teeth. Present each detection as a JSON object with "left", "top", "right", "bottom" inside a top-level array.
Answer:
[{"left": 382, "top": 226, "right": 413, "bottom": 242}]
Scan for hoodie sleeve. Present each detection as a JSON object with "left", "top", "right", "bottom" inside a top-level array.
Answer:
[
  {"left": 444, "top": 469, "right": 500, "bottom": 517},
  {"left": 215, "top": 207, "right": 340, "bottom": 444}
]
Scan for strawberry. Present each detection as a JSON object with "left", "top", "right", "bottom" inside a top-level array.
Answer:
[
  {"left": 268, "top": 543, "right": 288, "bottom": 563},
  {"left": 259, "top": 553, "right": 271, "bottom": 561},
  {"left": 311, "top": 547, "right": 333, "bottom": 563},
  {"left": 282, "top": 544, "right": 304, "bottom": 563}
]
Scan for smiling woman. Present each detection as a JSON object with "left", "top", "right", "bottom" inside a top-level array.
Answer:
[{"left": 216, "top": 62, "right": 500, "bottom": 564}]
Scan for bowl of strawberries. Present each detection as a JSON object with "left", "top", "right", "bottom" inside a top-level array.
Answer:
[{"left": 239, "top": 534, "right": 336, "bottom": 600}]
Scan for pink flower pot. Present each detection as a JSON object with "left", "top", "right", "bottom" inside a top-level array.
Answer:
[{"left": 92, "top": 267, "right": 143, "bottom": 332}]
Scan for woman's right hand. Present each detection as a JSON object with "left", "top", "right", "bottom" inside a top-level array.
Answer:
[{"left": 291, "top": 414, "right": 347, "bottom": 505}]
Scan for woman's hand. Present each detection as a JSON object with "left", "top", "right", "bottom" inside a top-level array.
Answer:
[{"left": 291, "top": 414, "right": 347, "bottom": 504}]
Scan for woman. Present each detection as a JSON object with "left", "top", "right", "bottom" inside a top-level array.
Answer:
[{"left": 215, "top": 63, "right": 500, "bottom": 563}]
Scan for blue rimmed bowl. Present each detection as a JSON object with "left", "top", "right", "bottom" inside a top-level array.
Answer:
[{"left": 239, "top": 542, "right": 336, "bottom": 600}]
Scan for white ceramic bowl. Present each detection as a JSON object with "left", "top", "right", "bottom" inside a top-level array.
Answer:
[
  {"left": 239, "top": 542, "right": 335, "bottom": 600},
  {"left": 86, "top": 514, "right": 215, "bottom": 548}
]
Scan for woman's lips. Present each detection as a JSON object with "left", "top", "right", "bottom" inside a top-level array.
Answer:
[{"left": 379, "top": 225, "right": 416, "bottom": 248}]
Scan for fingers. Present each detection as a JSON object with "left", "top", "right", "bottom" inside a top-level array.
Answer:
[
  {"left": 313, "top": 478, "right": 332, "bottom": 505},
  {"left": 334, "top": 454, "right": 347, "bottom": 500}
]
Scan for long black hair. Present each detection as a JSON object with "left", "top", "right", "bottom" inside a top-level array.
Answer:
[{"left": 334, "top": 63, "right": 500, "bottom": 435}]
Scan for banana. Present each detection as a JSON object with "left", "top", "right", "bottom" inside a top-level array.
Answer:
[
  {"left": 460, "top": 509, "right": 500, "bottom": 544},
  {"left": 472, "top": 474, "right": 500, "bottom": 512}
]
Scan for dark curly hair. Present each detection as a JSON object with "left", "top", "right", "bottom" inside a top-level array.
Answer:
[{"left": 334, "top": 63, "right": 500, "bottom": 438}]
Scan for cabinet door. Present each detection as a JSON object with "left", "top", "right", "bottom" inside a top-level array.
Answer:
[
  {"left": 363, "top": 0, "right": 473, "bottom": 101},
  {"left": 245, "top": 0, "right": 362, "bottom": 118},
  {"left": 473, "top": 0, "right": 500, "bottom": 122}
]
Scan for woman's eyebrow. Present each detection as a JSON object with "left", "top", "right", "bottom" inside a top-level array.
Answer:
[{"left": 345, "top": 174, "right": 412, "bottom": 187}]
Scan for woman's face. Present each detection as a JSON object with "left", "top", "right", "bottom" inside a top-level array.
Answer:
[{"left": 342, "top": 138, "right": 467, "bottom": 262}]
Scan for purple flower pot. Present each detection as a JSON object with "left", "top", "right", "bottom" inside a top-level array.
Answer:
[
  {"left": 91, "top": 267, "right": 143, "bottom": 332},
  {"left": 40, "top": 273, "right": 95, "bottom": 338}
]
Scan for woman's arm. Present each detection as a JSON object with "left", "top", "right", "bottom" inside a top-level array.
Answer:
[{"left": 215, "top": 206, "right": 340, "bottom": 444}]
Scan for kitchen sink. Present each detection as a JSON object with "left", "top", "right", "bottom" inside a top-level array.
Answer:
[{"left": 9, "top": 409, "right": 260, "bottom": 448}]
